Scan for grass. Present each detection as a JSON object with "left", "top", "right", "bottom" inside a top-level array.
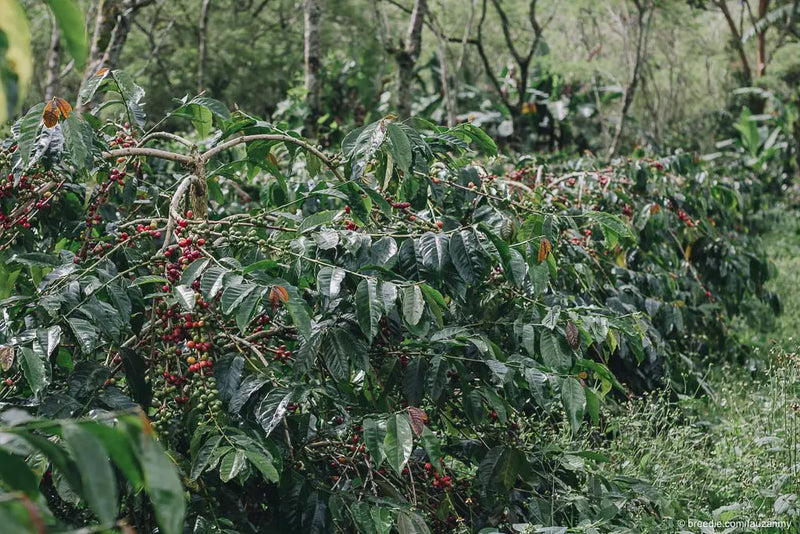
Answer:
[{"left": 588, "top": 206, "right": 800, "bottom": 533}]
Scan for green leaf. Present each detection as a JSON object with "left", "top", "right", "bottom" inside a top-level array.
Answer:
[
  {"left": 187, "top": 96, "right": 230, "bottom": 119},
  {"left": 478, "top": 446, "right": 522, "bottom": 492},
  {"left": 62, "top": 114, "right": 94, "bottom": 170},
  {"left": 418, "top": 232, "right": 450, "bottom": 275},
  {"left": 45, "top": 0, "right": 87, "bottom": 67},
  {"left": 174, "top": 284, "right": 196, "bottom": 311},
  {"left": 0, "top": 448, "right": 39, "bottom": 496},
  {"left": 130, "top": 274, "right": 169, "bottom": 286},
  {"left": 138, "top": 432, "right": 186, "bottom": 534},
  {"left": 585, "top": 387, "right": 600, "bottom": 426},
  {"left": 255, "top": 387, "right": 293, "bottom": 437},
  {"left": 317, "top": 266, "right": 346, "bottom": 300},
  {"left": 543, "top": 306, "right": 560, "bottom": 330},
  {"left": 235, "top": 290, "right": 260, "bottom": 332},
  {"left": 427, "top": 355, "right": 448, "bottom": 403},
  {"left": 370, "top": 236, "right": 398, "bottom": 267},
  {"left": 82, "top": 422, "right": 143, "bottom": 490},
  {"left": 540, "top": 329, "right": 571, "bottom": 371},
  {"left": 396, "top": 511, "right": 432, "bottom": 534},
  {"left": 190, "top": 435, "right": 224, "bottom": 481},
  {"left": 62, "top": 423, "right": 118, "bottom": 525},
  {"left": 285, "top": 298, "right": 311, "bottom": 341},
  {"left": 356, "top": 278, "right": 382, "bottom": 341},
  {"left": 243, "top": 450, "right": 279, "bottom": 482},
  {"left": 449, "top": 229, "right": 484, "bottom": 284},
  {"left": 180, "top": 258, "right": 210, "bottom": 285},
  {"left": 200, "top": 266, "right": 227, "bottom": 299},
  {"left": 386, "top": 123, "right": 412, "bottom": 173},
  {"left": 402, "top": 284, "right": 425, "bottom": 326},
  {"left": 402, "top": 357, "right": 427, "bottom": 405},
  {"left": 221, "top": 282, "right": 256, "bottom": 315},
  {"left": 363, "top": 417, "right": 386, "bottom": 468},
  {"left": 219, "top": 449, "right": 246, "bottom": 482},
  {"left": 561, "top": 377, "right": 586, "bottom": 434},
  {"left": 299, "top": 210, "right": 338, "bottom": 233},
  {"left": 420, "top": 427, "right": 442, "bottom": 470},
  {"left": 384, "top": 413, "right": 413, "bottom": 476},
  {"left": 19, "top": 346, "right": 49, "bottom": 397},
  {"left": 17, "top": 103, "right": 45, "bottom": 167}
]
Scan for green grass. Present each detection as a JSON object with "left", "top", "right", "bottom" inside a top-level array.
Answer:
[{"left": 589, "top": 206, "right": 800, "bottom": 533}]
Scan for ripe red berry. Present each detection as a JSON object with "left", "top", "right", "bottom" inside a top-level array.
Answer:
[{"left": 186, "top": 210, "right": 193, "bottom": 219}]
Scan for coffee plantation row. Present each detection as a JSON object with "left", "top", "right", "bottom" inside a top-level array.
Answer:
[{"left": 0, "top": 72, "right": 781, "bottom": 533}]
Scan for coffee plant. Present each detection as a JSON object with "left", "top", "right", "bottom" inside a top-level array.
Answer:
[{"left": 0, "top": 71, "right": 777, "bottom": 533}]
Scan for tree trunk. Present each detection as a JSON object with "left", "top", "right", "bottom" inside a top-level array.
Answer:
[
  {"left": 78, "top": 0, "right": 146, "bottom": 110},
  {"left": 608, "top": 1, "right": 652, "bottom": 157},
  {"left": 716, "top": 0, "right": 753, "bottom": 85},
  {"left": 198, "top": 0, "right": 212, "bottom": 93},
  {"left": 756, "top": 0, "right": 770, "bottom": 77},
  {"left": 396, "top": 0, "right": 427, "bottom": 118},
  {"left": 44, "top": 18, "right": 61, "bottom": 101},
  {"left": 304, "top": 0, "right": 323, "bottom": 137}
]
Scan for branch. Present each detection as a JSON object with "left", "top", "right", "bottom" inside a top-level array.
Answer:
[
  {"left": 160, "top": 174, "right": 195, "bottom": 252},
  {"left": 103, "top": 147, "right": 195, "bottom": 166},
  {"left": 490, "top": 0, "right": 523, "bottom": 64},
  {"left": 200, "top": 134, "right": 343, "bottom": 180},
  {"left": 139, "top": 131, "right": 194, "bottom": 148},
  {"left": 475, "top": 0, "right": 513, "bottom": 111},
  {"left": 716, "top": 0, "right": 753, "bottom": 84}
]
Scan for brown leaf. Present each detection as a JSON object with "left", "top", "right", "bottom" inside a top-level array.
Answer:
[
  {"left": 42, "top": 99, "right": 60, "bottom": 128},
  {"left": 0, "top": 346, "right": 15, "bottom": 372},
  {"left": 96, "top": 68, "right": 109, "bottom": 76},
  {"left": 140, "top": 410, "right": 154, "bottom": 436},
  {"left": 649, "top": 203, "right": 661, "bottom": 215},
  {"left": 269, "top": 286, "right": 289, "bottom": 310},
  {"left": 538, "top": 238, "right": 552, "bottom": 263},
  {"left": 54, "top": 97, "right": 72, "bottom": 120},
  {"left": 566, "top": 321, "right": 579, "bottom": 350},
  {"left": 407, "top": 406, "right": 427, "bottom": 436}
]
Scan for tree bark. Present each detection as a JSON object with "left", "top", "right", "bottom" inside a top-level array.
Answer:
[
  {"left": 44, "top": 17, "right": 61, "bottom": 101},
  {"left": 396, "top": 0, "right": 427, "bottom": 118},
  {"left": 608, "top": 0, "right": 652, "bottom": 157},
  {"left": 716, "top": 0, "right": 753, "bottom": 85},
  {"left": 304, "top": 0, "right": 323, "bottom": 136},
  {"left": 78, "top": 0, "right": 151, "bottom": 110},
  {"left": 198, "top": 0, "right": 212, "bottom": 93},
  {"left": 756, "top": 0, "right": 770, "bottom": 77}
]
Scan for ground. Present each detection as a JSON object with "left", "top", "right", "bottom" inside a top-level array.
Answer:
[{"left": 594, "top": 206, "right": 800, "bottom": 533}]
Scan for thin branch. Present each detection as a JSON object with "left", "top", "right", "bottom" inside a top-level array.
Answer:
[
  {"left": 200, "top": 134, "right": 343, "bottom": 180},
  {"left": 160, "top": 174, "right": 195, "bottom": 252},
  {"left": 103, "top": 147, "right": 196, "bottom": 166}
]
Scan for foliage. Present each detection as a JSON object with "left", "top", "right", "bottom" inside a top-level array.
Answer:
[{"left": 0, "top": 69, "right": 781, "bottom": 533}]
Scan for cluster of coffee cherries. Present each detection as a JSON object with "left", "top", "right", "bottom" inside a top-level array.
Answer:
[
  {"left": 108, "top": 123, "right": 137, "bottom": 152},
  {"left": 676, "top": 208, "right": 696, "bottom": 227},
  {"left": 506, "top": 165, "right": 535, "bottom": 183},
  {"left": 384, "top": 197, "right": 419, "bottom": 222},
  {"left": 488, "top": 264, "right": 504, "bottom": 283},
  {"left": 622, "top": 203, "right": 633, "bottom": 217},
  {"left": 272, "top": 344, "right": 292, "bottom": 363},
  {"left": 251, "top": 313, "right": 271, "bottom": 333},
  {"left": 0, "top": 169, "right": 55, "bottom": 231},
  {"left": 149, "top": 298, "right": 221, "bottom": 434}
]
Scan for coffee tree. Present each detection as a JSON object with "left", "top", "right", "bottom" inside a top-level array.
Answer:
[{"left": 0, "top": 71, "right": 776, "bottom": 533}]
